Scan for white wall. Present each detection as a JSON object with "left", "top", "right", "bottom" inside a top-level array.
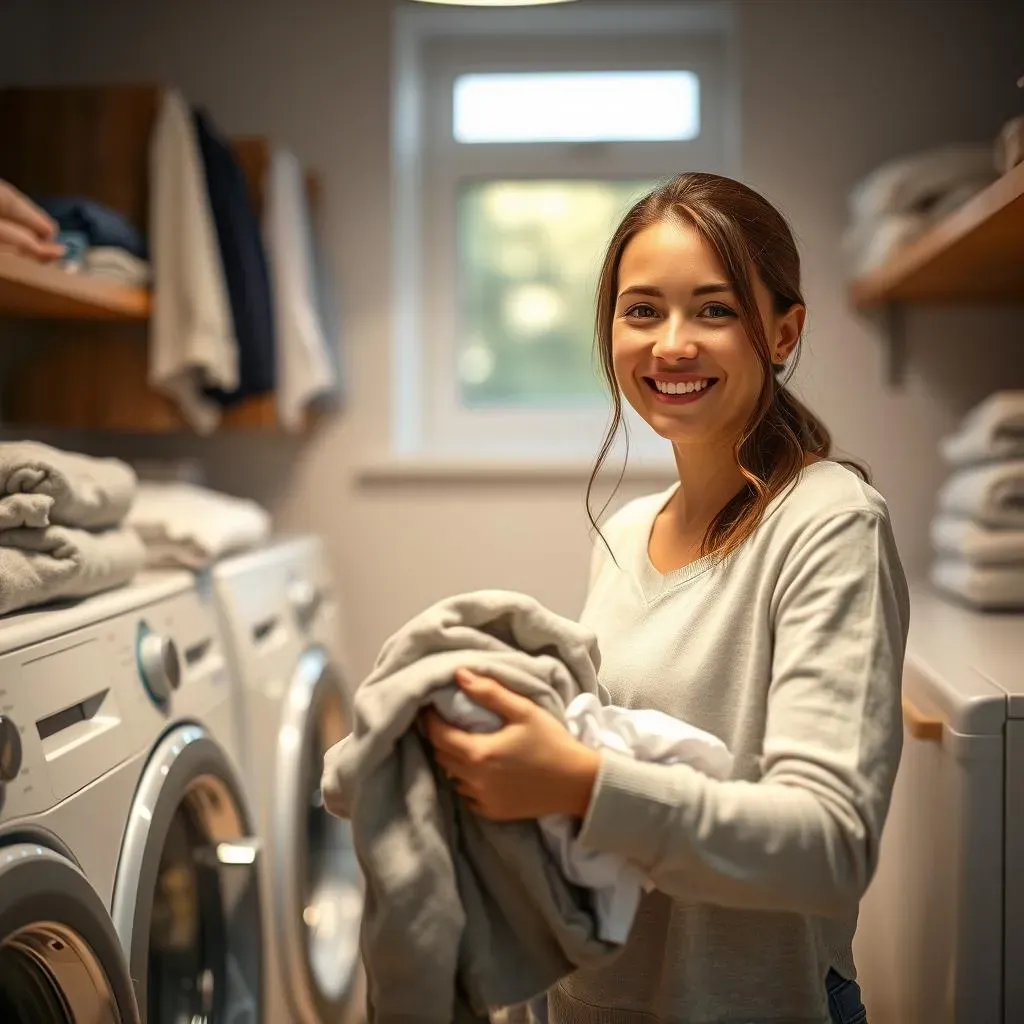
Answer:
[{"left": 15, "top": 0, "right": 1024, "bottom": 678}]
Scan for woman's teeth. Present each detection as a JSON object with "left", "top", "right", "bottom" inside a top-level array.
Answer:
[{"left": 654, "top": 379, "right": 710, "bottom": 395}]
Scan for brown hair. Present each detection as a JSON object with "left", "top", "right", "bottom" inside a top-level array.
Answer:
[{"left": 587, "top": 171, "right": 866, "bottom": 561}]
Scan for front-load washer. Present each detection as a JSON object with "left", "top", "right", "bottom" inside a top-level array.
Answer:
[
  {"left": 212, "top": 536, "right": 364, "bottom": 1024},
  {"left": 0, "top": 572, "right": 264, "bottom": 1024}
]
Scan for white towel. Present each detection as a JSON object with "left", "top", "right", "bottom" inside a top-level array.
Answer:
[
  {"left": 941, "top": 391, "right": 1024, "bottom": 468},
  {"left": 149, "top": 89, "right": 238, "bottom": 433},
  {"left": 931, "top": 516, "right": 1024, "bottom": 565},
  {"left": 0, "top": 526, "right": 145, "bottom": 616},
  {"left": 848, "top": 144, "right": 995, "bottom": 223},
  {"left": 264, "top": 148, "right": 337, "bottom": 432},
  {"left": 126, "top": 481, "right": 271, "bottom": 570},
  {"left": 937, "top": 461, "right": 1024, "bottom": 530},
  {"left": 431, "top": 687, "right": 733, "bottom": 944},
  {"left": 84, "top": 246, "right": 151, "bottom": 287},
  {"left": 931, "top": 559, "right": 1024, "bottom": 611},
  {"left": 0, "top": 442, "right": 136, "bottom": 531}
]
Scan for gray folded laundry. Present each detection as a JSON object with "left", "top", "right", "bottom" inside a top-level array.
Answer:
[
  {"left": 0, "top": 526, "right": 145, "bottom": 615},
  {"left": 0, "top": 442, "right": 137, "bottom": 531},
  {"left": 321, "top": 590, "right": 619, "bottom": 1024}
]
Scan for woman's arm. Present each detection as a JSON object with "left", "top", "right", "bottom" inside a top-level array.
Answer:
[{"left": 577, "top": 509, "right": 910, "bottom": 919}]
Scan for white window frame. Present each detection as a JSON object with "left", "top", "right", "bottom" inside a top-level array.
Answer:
[{"left": 391, "top": 2, "right": 740, "bottom": 465}]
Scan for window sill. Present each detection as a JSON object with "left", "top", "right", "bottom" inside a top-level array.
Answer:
[{"left": 355, "top": 455, "right": 677, "bottom": 485}]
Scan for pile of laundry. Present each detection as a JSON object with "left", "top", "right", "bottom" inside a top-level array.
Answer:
[
  {"left": 931, "top": 391, "right": 1024, "bottom": 611},
  {"left": 321, "top": 590, "right": 732, "bottom": 1024},
  {"left": 0, "top": 442, "right": 144, "bottom": 615}
]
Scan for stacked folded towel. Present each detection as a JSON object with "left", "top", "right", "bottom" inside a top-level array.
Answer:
[
  {"left": 931, "top": 392, "right": 1024, "bottom": 611},
  {"left": 0, "top": 443, "right": 145, "bottom": 616},
  {"left": 126, "top": 480, "right": 271, "bottom": 570},
  {"left": 843, "top": 145, "right": 996, "bottom": 277}
]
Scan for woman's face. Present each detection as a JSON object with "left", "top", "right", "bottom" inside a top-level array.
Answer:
[{"left": 611, "top": 217, "right": 801, "bottom": 450}]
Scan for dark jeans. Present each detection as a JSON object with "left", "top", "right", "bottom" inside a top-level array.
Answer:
[{"left": 827, "top": 968, "right": 868, "bottom": 1024}]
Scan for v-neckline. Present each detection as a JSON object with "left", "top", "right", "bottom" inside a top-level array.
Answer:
[{"left": 637, "top": 483, "right": 718, "bottom": 603}]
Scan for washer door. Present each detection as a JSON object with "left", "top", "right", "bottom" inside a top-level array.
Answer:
[
  {"left": 112, "top": 725, "right": 263, "bottom": 1024},
  {"left": 276, "top": 647, "right": 364, "bottom": 1023},
  {"left": 0, "top": 836, "right": 140, "bottom": 1023}
]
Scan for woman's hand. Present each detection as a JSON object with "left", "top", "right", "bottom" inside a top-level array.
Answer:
[
  {"left": 0, "top": 179, "right": 64, "bottom": 261},
  {"left": 423, "top": 668, "right": 599, "bottom": 822}
]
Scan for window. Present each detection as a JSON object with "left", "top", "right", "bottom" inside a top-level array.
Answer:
[{"left": 392, "top": 3, "right": 739, "bottom": 462}]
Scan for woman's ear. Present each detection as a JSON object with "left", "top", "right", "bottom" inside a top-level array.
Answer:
[{"left": 772, "top": 304, "right": 805, "bottom": 364}]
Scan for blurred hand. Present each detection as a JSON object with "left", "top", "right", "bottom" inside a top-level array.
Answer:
[
  {"left": 423, "top": 668, "right": 599, "bottom": 822},
  {"left": 0, "top": 179, "right": 64, "bottom": 261}
]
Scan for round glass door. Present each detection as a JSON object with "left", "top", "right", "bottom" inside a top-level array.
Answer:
[
  {"left": 113, "top": 726, "right": 262, "bottom": 1024},
  {"left": 277, "top": 648, "right": 364, "bottom": 1021},
  {"left": 0, "top": 841, "right": 139, "bottom": 1024}
]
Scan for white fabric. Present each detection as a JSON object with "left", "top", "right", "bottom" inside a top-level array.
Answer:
[
  {"left": 149, "top": 89, "right": 238, "bottom": 434},
  {"left": 995, "top": 115, "right": 1024, "bottom": 175},
  {"left": 0, "top": 526, "right": 145, "bottom": 616},
  {"left": 941, "top": 391, "right": 1024, "bottom": 468},
  {"left": 264, "top": 148, "right": 336, "bottom": 432},
  {"left": 848, "top": 144, "right": 995, "bottom": 223},
  {"left": 931, "top": 559, "right": 1024, "bottom": 611},
  {"left": 84, "top": 246, "right": 151, "bottom": 287},
  {"left": 841, "top": 211, "right": 930, "bottom": 277},
  {"left": 431, "top": 687, "right": 733, "bottom": 943},
  {"left": 126, "top": 481, "right": 271, "bottom": 570},
  {"left": 937, "top": 461, "right": 1024, "bottom": 529},
  {"left": 931, "top": 516, "right": 1024, "bottom": 565},
  {"left": 0, "top": 442, "right": 136, "bottom": 531}
]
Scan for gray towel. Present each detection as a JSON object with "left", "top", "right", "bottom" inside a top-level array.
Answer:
[
  {"left": 0, "top": 526, "right": 146, "bottom": 615},
  {"left": 0, "top": 442, "right": 137, "bottom": 531},
  {"left": 321, "top": 590, "right": 620, "bottom": 1024}
]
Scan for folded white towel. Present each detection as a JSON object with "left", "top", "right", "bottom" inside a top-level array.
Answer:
[
  {"left": 931, "top": 516, "right": 1024, "bottom": 565},
  {"left": 84, "top": 246, "right": 151, "bottom": 287},
  {"left": 126, "top": 481, "right": 271, "bottom": 569},
  {"left": 431, "top": 687, "right": 733, "bottom": 944},
  {"left": 941, "top": 392, "right": 1024, "bottom": 468},
  {"left": 0, "top": 443, "right": 136, "bottom": 531},
  {"left": 937, "top": 461, "right": 1024, "bottom": 529},
  {"left": 931, "top": 559, "right": 1024, "bottom": 611},
  {"left": 0, "top": 526, "right": 145, "bottom": 616},
  {"left": 149, "top": 89, "right": 238, "bottom": 433},
  {"left": 264, "top": 148, "right": 337, "bottom": 432},
  {"left": 848, "top": 144, "right": 995, "bottom": 223}
]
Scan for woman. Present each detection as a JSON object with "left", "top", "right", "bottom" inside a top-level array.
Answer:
[{"left": 425, "top": 172, "right": 909, "bottom": 1024}]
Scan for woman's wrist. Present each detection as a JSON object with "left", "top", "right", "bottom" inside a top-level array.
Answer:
[{"left": 564, "top": 744, "right": 600, "bottom": 818}]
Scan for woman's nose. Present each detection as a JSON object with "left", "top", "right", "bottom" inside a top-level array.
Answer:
[{"left": 651, "top": 318, "right": 698, "bottom": 362}]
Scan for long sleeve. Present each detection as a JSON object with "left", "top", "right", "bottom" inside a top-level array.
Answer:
[{"left": 577, "top": 508, "right": 910, "bottom": 919}]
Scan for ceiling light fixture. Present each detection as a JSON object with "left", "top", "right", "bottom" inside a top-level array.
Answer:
[{"left": 411, "top": 1, "right": 579, "bottom": 7}]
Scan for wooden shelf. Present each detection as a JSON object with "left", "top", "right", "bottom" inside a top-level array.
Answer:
[
  {"left": 851, "top": 160, "right": 1024, "bottom": 308},
  {"left": 0, "top": 253, "right": 150, "bottom": 320}
]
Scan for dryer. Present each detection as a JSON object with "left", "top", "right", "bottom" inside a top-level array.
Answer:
[
  {"left": 213, "top": 536, "right": 365, "bottom": 1024},
  {"left": 0, "top": 572, "right": 264, "bottom": 1024}
]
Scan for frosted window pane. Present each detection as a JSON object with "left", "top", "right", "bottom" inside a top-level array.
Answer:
[{"left": 453, "top": 71, "right": 700, "bottom": 144}]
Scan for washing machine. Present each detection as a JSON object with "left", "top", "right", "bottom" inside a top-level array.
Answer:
[
  {"left": 212, "top": 536, "right": 365, "bottom": 1024},
  {"left": 0, "top": 572, "right": 264, "bottom": 1024}
]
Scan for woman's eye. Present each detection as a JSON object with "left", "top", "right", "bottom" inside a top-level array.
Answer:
[
  {"left": 625, "top": 303, "right": 658, "bottom": 320},
  {"left": 701, "top": 302, "right": 736, "bottom": 320}
]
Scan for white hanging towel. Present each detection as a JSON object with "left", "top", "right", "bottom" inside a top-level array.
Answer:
[
  {"left": 931, "top": 559, "right": 1024, "bottom": 611},
  {"left": 931, "top": 516, "right": 1024, "bottom": 566},
  {"left": 430, "top": 687, "right": 734, "bottom": 944},
  {"left": 149, "top": 89, "right": 238, "bottom": 433},
  {"left": 126, "top": 481, "right": 271, "bottom": 570},
  {"left": 941, "top": 391, "right": 1024, "bottom": 468},
  {"left": 264, "top": 148, "right": 336, "bottom": 432},
  {"left": 937, "top": 461, "right": 1024, "bottom": 530}
]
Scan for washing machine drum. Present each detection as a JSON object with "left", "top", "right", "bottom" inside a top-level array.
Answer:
[
  {"left": 0, "top": 834, "right": 140, "bottom": 1023},
  {"left": 113, "top": 725, "right": 263, "bottom": 1024},
  {"left": 276, "top": 647, "right": 364, "bottom": 1020}
]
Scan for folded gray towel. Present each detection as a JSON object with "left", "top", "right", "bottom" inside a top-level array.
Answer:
[
  {"left": 0, "top": 526, "right": 146, "bottom": 615},
  {"left": 321, "top": 590, "right": 618, "bottom": 1024},
  {"left": 0, "top": 442, "right": 137, "bottom": 531}
]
